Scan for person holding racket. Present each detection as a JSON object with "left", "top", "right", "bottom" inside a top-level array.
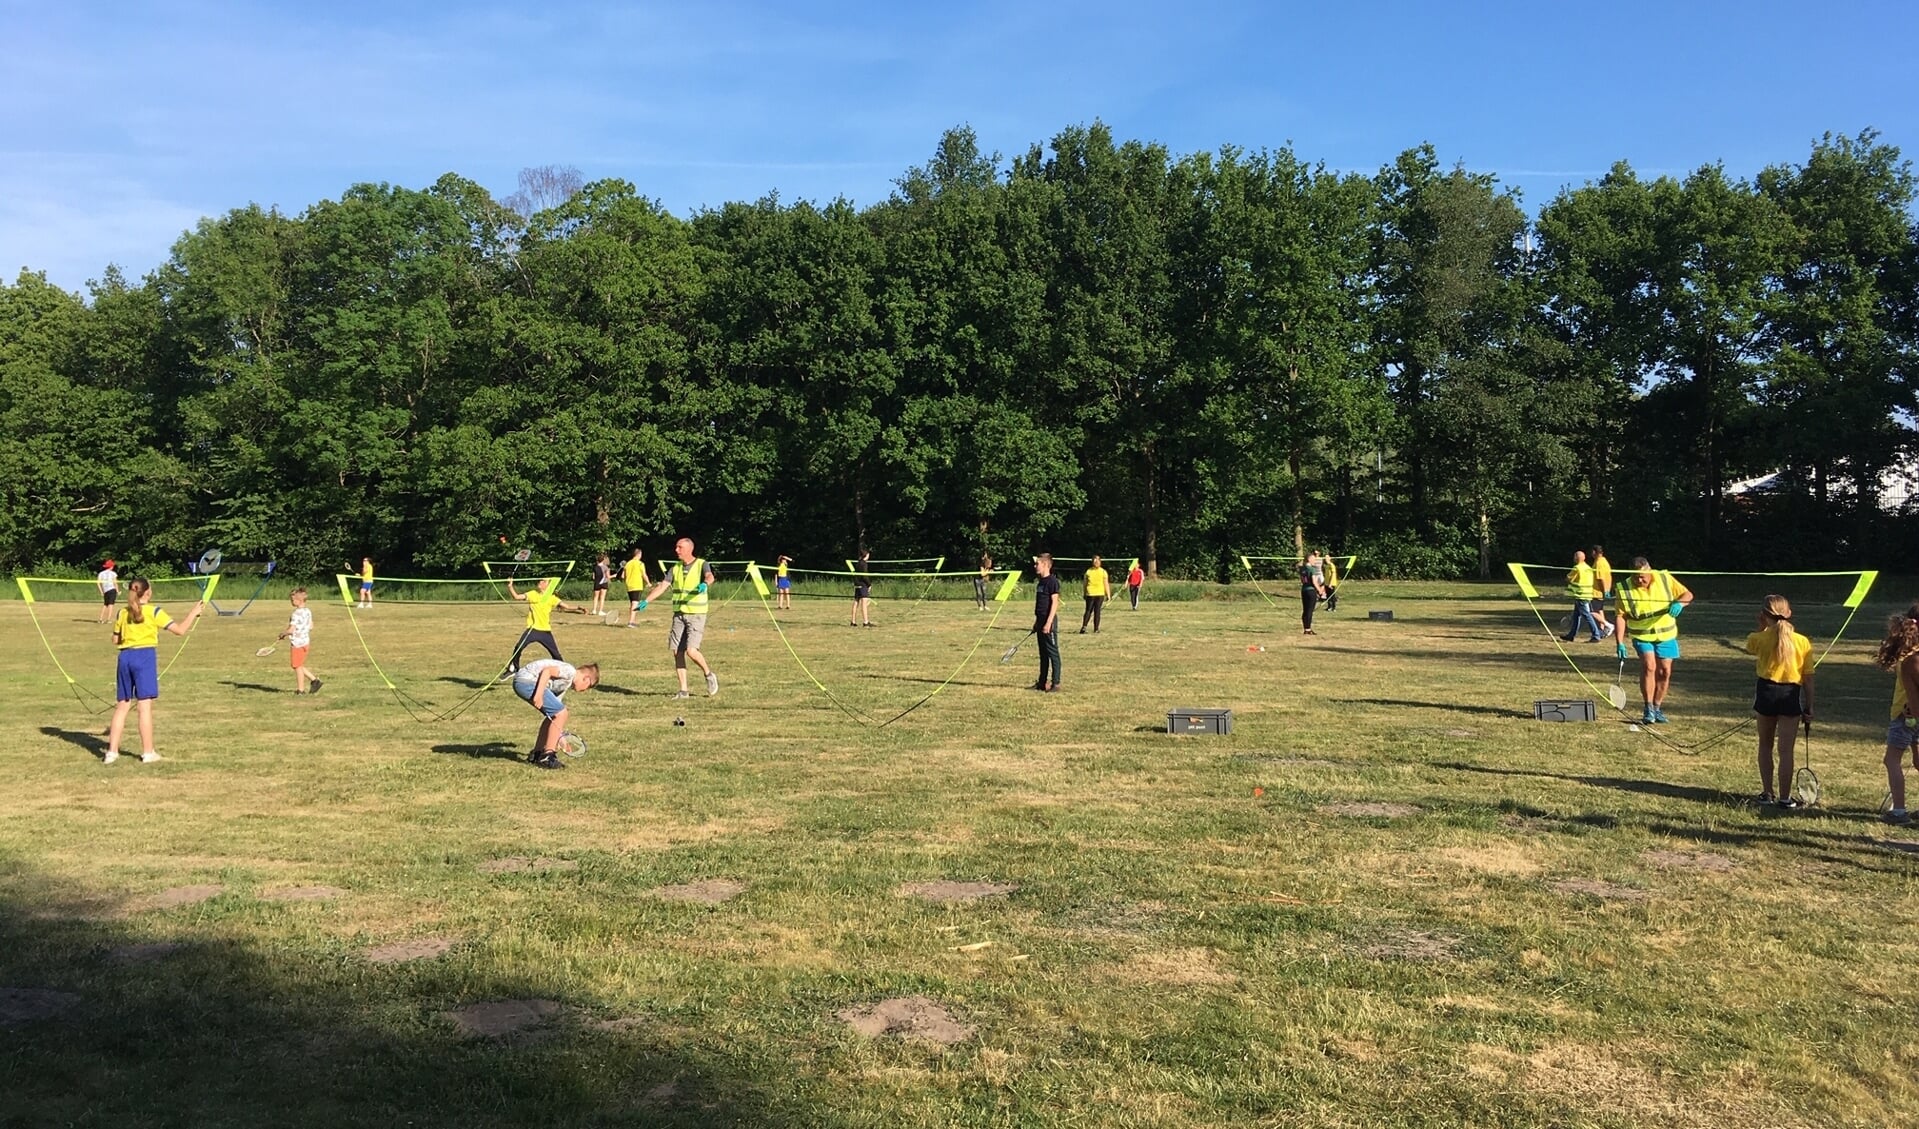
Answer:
[
  {"left": 513, "top": 658, "right": 599, "bottom": 770},
  {"left": 1299, "top": 551, "right": 1328, "bottom": 635},
  {"left": 637, "top": 536, "right": 719, "bottom": 699},
  {"left": 1745, "top": 595, "right": 1812, "bottom": 808},
  {"left": 776, "top": 554, "right": 794, "bottom": 610},
  {"left": 1613, "top": 557, "right": 1693, "bottom": 724},
  {"left": 349, "top": 556, "right": 374, "bottom": 608},
  {"left": 1127, "top": 560, "right": 1145, "bottom": 610},
  {"left": 96, "top": 558, "right": 119, "bottom": 623},
  {"left": 104, "top": 578, "right": 205, "bottom": 764},
  {"left": 622, "top": 547, "right": 650, "bottom": 626},
  {"left": 279, "top": 587, "right": 323, "bottom": 695},
  {"left": 1877, "top": 604, "right": 1919, "bottom": 825},
  {"left": 1033, "top": 553, "right": 1062, "bottom": 692},
  {"left": 505, "top": 576, "right": 584, "bottom": 675}
]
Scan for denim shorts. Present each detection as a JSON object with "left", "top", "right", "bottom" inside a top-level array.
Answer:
[
  {"left": 1890, "top": 717, "right": 1919, "bottom": 751},
  {"left": 515, "top": 680, "right": 567, "bottom": 719}
]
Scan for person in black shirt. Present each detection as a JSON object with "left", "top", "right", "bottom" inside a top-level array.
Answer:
[
  {"left": 1299, "top": 551, "right": 1328, "bottom": 636},
  {"left": 1033, "top": 553, "right": 1062, "bottom": 691}
]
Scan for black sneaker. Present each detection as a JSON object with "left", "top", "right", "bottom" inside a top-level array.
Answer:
[
  {"left": 534, "top": 752, "right": 565, "bottom": 770},
  {"left": 308, "top": 679, "right": 322, "bottom": 695},
  {"left": 1778, "top": 797, "right": 1800, "bottom": 810}
]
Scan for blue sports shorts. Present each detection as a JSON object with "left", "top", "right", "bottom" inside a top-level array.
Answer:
[
  {"left": 515, "top": 680, "right": 567, "bottom": 719},
  {"left": 116, "top": 647, "right": 160, "bottom": 702},
  {"left": 1632, "top": 637, "right": 1680, "bottom": 660},
  {"left": 776, "top": 576, "right": 791, "bottom": 590},
  {"left": 1889, "top": 717, "right": 1919, "bottom": 751}
]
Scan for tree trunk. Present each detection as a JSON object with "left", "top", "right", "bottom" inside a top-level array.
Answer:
[
  {"left": 1477, "top": 499, "right": 1492, "bottom": 579},
  {"left": 1143, "top": 444, "right": 1159, "bottom": 579},
  {"left": 1289, "top": 445, "right": 1305, "bottom": 555}
]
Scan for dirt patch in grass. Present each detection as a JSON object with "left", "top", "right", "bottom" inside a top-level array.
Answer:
[
  {"left": 478, "top": 856, "right": 578, "bottom": 874},
  {"left": 1115, "top": 947, "right": 1237, "bottom": 986},
  {"left": 1641, "top": 849, "right": 1739, "bottom": 872},
  {"left": 111, "top": 941, "right": 187, "bottom": 964},
  {"left": 260, "top": 885, "right": 345, "bottom": 902},
  {"left": 442, "top": 998, "right": 561, "bottom": 1038},
  {"left": 898, "top": 880, "right": 1017, "bottom": 903},
  {"left": 1232, "top": 754, "right": 1336, "bottom": 767},
  {"left": 1318, "top": 802, "right": 1420, "bottom": 819},
  {"left": 1362, "top": 929, "right": 1464, "bottom": 962},
  {"left": 365, "top": 937, "right": 457, "bottom": 964},
  {"left": 648, "top": 878, "right": 746, "bottom": 904},
  {"left": 1552, "top": 878, "right": 1652, "bottom": 901},
  {"left": 837, "top": 996, "right": 973, "bottom": 1046},
  {"left": 121, "top": 884, "right": 224, "bottom": 914},
  {"left": 0, "top": 987, "right": 80, "bottom": 1026},
  {"left": 1438, "top": 845, "right": 1541, "bottom": 877}
]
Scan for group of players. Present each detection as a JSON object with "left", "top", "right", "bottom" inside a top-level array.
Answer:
[{"left": 1556, "top": 547, "right": 1919, "bottom": 822}]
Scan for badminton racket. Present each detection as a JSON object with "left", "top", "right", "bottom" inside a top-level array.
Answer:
[
  {"left": 1791, "top": 716, "right": 1821, "bottom": 807},
  {"left": 558, "top": 731, "right": 587, "bottom": 758},
  {"left": 255, "top": 644, "right": 276, "bottom": 657},
  {"left": 999, "top": 630, "right": 1035, "bottom": 664},
  {"left": 1608, "top": 656, "right": 1627, "bottom": 710}
]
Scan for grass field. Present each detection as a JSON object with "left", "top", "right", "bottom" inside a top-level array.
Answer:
[{"left": 3, "top": 575, "right": 1918, "bottom": 1127}]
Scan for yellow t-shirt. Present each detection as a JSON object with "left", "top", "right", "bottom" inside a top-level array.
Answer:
[
  {"left": 777, "top": 561, "right": 789, "bottom": 579},
  {"left": 623, "top": 558, "right": 647, "bottom": 588},
  {"left": 361, "top": 561, "right": 374, "bottom": 583},
  {"left": 1593, "top": 555, "right": 1613, "bottom": 593},
  {"left": 115, "top": 605, "right": 174, "bottom": 650},
  {"left": 1084, "top": 567, "right": 1109, "bottom": 597},
  {"left": 1744, "top": 628, "right": 1812, "bottom": 684},
  {"left": 1324, "top": 558, "right": 1340, "bottom": 586},
  {"left": 525, "top": 590, "right": 561, "bottom": 631},
  {"left": 1895, "top": 662, "right": 1914, "bottom": 720}
]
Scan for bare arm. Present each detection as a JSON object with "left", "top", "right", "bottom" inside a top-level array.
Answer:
[{"left": 163, "top": 602, "right": 205, "bottom": 637}]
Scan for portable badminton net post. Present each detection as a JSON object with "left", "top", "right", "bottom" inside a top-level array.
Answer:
[
  {"left": 844, "top": 556, "right": 945, "bottom": 572},
  {"left": 208, "top": 560, "right": 277, "bottom": 616}
]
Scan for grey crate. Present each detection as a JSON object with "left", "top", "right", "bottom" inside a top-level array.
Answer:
[
  {"left": 1533, "top": 699, "right": 1597, "bottom": 722},
  {"left": 1368, "top": 610, "right": 1394, "bottom": 621},
  {"left": 1167, "top": 708, "right": 1233, "bottom": 735}
]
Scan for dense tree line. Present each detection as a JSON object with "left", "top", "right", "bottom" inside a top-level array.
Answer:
[{"left": 2, "top": 125, "right": 1913, "bottom": 581}]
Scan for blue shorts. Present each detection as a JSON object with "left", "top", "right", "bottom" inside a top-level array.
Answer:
[
  {"left": 776, "top": 576, "right": 791, "bottom": 590},
  {"left": 359, "top": 581, "right": 373, "bottom": 592},
  {"left": 116, "top": 647, "right": 159, "bottom": 702},
  {"left": 1632, "top": 638, "right": 1680, "bottom": 660},
  {"left": 515, "top": 681, "right": 567, "bottom": 719},
  {"left": 1890, "top": 717, "right": 1919, "bottom": 751}
]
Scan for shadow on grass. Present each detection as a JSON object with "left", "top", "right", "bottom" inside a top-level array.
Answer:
[
  {"left": 437, "top": 675, "right": 498, "bottom": 690},
  {"left": 430, "top": 742, "right": 524, "bottom": 761},
  {"left": 38, "top": 726, "right": 108, "bottom": 758},
  {"left": 1334, "top": 698, "right": 1530, "bottom": 719},
  {"left": 221, "top": 681, "right": 285, "bottom": 694},
  {"left": 593, "top": 683, "right": 645, "bottom": 697},
  {"left": 1436, "top": 760, "right": 1746, "bottom": 807},
  {"left": 0, "top": 866, "right": 819, "bottom": 1127}
]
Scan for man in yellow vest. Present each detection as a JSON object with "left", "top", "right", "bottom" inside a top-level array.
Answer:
[
  {"left": 639, "top": 536, "right": 719, "bottom": 699},
  {"left": 1614, "top": 557, "right": 1693, "bottom": 724},
  {"left": 1590, "top": 545, "right": 1616, "bottom": 639},
  {"left": 1562, "top": 550, "right": 1602, "bottom": 643}
]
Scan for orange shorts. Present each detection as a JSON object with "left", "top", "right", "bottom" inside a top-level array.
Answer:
[{"left": 290, "top": 645, "right": 310, "bottom": 668}]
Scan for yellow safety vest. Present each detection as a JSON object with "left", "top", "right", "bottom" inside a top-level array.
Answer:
[
  {"left": 1565, "top": 562, "right": 1596, "bottom": 600},
  {"left": 1324, "top": 558, "right": 1340, "bottom": 586},
  {"left": 670, "top": 560, "right": 708, "bottom": 615},
  {"left": 1616, "top": 571, "right": 1681, "bottom": 642}
]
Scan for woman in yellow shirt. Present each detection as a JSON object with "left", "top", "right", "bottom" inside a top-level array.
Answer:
[
  {"left": 1079, "top": 555, "right": 1109, "bottom": 634},
  {"left": 105, "top": 578, "right": 204, "bottom": 764},
  {"left": 1744, "top": 595, "right": 1813, "bottom": 808}
]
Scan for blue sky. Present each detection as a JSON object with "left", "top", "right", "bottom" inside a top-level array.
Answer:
[{"left": 3, "top": 0, "right": 1914, "bottom": 292}]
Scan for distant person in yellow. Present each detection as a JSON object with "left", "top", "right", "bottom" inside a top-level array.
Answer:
[
  {"left": 105, "top": 578, "right": 205, "bottom": 764},
  {"left": 1745, "top": 595, "right": 1813, "bottom": 808},
  {"left": 505, "top": 576, "right": 583, "bottom": 675},
  {"left": 1320, "top": 550, "right": 1341, "bottom": 612},
  {"left": 638, "top": 536, "right": 719, "bottom": 698},
  {"left": 1613, "top": 557, "right": 1693, "bottom": 725},
  {"left": 775, "top": 555, "right": 793, "bottom": 610},
  {"left": 1590, "top": 545, "right": 1616, "bottom": 638},
  {"left": 1562, "top": 550, "right": 1603, "bottom": 643},
  {"left": 349, "top": 556, "right": 375, "bottom": 608},
  {"left": 1078, "top": 555, "right": 1109, "bottom": 634},
  {"left": 622, "top": 547, "right": 649, "bottom": 627}
]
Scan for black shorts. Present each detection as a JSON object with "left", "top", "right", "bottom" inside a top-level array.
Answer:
[
  {"left": 1753, "top": 679, "right": 1803, "bottom": 717},
  {"left": 854, "top": 584, "right": 871, "bottom": 599},
  {"left": 102, "top": 589, "right": 117, "bottom": 606},
  {"left": 593, "top": 583, "right": 608, "bottom": 592}
]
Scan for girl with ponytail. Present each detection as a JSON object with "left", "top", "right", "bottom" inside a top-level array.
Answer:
[
  {"left": 1876, "top": 604, "right": 1919, "bottom": 825},
  {"left": 105, "top": 577, "right": 205, "bottom": 765},
  {"left": 1744, "top": 595, "right": 1814, "bottom": 808}
]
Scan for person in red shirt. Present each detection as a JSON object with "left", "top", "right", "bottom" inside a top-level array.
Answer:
[{"left": 1127, "top": 561, "right": 1145, "bottom": 610}]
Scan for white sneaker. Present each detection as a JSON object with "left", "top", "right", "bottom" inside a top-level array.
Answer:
[
  {"left": 103, "top": 750, "right": 119, "bottom": 765},
  {"left": 140, "top": 751, "right": 162, "bottom": 764},
  {"left": 705, "top": 672, "right": 719, "bottom": 697}
]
